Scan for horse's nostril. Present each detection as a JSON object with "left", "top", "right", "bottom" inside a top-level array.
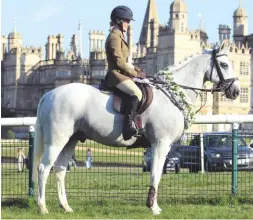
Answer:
[{"left": 233, "top": 90, "right": 240, "bottom": 97}]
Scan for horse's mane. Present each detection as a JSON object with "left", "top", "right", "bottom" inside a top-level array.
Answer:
[{"left": 160, "top": 49, "right": 212, "bottom": 74}]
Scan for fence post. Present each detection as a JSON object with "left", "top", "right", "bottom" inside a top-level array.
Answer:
[
  {"left": 200, "top": 133, "right": 205, "bottom": 174},
  {"left": 232, "top": 123, "right": 239, "bottom": 196},
  {"left": 28, "top": 125, "right": 35, "bottom": 197}
]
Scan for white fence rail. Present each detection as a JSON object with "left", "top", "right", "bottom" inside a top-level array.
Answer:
[{"left": 2, "top": 115, "right": 253, "bottom": 126}]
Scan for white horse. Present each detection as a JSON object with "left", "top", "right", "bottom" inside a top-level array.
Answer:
[{"left": 32, "top": 41, "right": 240, "bottom": 215}]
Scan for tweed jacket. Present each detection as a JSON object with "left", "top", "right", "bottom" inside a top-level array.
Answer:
[{"left": 105, "top": 28, "right": 139, "bottom": 87}]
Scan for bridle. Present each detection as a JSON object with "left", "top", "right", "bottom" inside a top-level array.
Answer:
[
  {"left": 151, "top": 49, "right": 238, "bottom": 95},
  {"left": 149, "top": 49, "right": 239, "bottom": 114},
  {"left": 209, "top": 49, "right": 238, "bottom": 97}
]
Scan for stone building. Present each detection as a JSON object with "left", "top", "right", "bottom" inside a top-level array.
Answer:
[{"left": 1, "top": 0, "right": 252, "bottom": 133}]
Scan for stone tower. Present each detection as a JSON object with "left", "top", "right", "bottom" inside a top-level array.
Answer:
[
  {"left": 45, "top": 34, "right": 64, "bottom": 60},
  {"left": 138, "top": 0, "right": 159, "bottom": 56},
  {"left": 218, "top": 24, "right": 231, "bottom": 44},
  {"left": 89, "top": 30, "right": 105, "bottom": 52},
  {"left": 7, "top": 21, "right": 22, "bottom": 51},
  {"left": 70, "top": 34, "right": 78, "bottom": 58},
  {"left": 150, "top": 18, "right": 159, "bottom": 49},
  {"left": 56, "top": 34, "right": 64, "bottom": 51},
  {"left": 169, "top": 0, "right": 188, "bottom": 33},
  {"left": 233, "top": 0, "right": 248, "bottom": 46}
]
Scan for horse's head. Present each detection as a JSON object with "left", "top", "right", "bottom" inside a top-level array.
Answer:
[{"left": 205, "top": 40, "right": 240, "bottom": 100}]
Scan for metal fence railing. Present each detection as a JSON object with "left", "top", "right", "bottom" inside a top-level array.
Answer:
[{"left": 2, "top": 130, "right": 253, "bottom": 204}]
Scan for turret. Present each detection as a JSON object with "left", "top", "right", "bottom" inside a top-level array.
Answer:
[{"left": 169, "top": 0, "right": 188, "bottom": 32}]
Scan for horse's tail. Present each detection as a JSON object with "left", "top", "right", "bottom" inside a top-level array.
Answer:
[{"left": 32, "top": 95, "right": 46, "bottom": 183}]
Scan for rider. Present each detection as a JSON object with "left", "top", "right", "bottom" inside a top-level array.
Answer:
[{"left": 105, "top": 5, "right": 146, "bottom": 141}]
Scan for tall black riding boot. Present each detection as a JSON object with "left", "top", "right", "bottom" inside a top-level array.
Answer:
[{"left": 123, "top": 95, "right": 140, "bottom": 141}]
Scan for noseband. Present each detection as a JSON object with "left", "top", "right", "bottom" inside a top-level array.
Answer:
[{"left": 210, "top": 49, "right": 238, "bottom": 94}]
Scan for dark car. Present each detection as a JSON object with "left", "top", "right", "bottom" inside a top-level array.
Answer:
[
  {"left": 142, "top": 148, "right": 180, "bottom": 174},
  {"left": 174, "top": 132, "right": 253, "bottom": 173}
]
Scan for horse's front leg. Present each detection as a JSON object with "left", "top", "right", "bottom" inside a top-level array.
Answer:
[{"left": 146, "top": 137, "right": 172, "bottom": 215}]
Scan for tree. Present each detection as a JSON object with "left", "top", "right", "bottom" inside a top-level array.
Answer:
[{"left": 7, "top": 130, "right": 15, "bottom": 139}]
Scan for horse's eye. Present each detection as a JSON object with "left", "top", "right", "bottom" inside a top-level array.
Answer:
[{"left": 220, "top": 63, "right": 228, "bottom": 69}]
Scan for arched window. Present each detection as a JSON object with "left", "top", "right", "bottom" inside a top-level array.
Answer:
[{"left": 181, "top": 23, "right": 184, "bottom": 32}]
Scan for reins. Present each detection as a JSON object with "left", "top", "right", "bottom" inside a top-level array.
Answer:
[{"left": 146, "top": 49, "right": 238, "bottom": 115}]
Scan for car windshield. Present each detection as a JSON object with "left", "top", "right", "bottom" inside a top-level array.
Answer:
[{"left": 207, "top": 135, "right": 247, "bottom": 148}]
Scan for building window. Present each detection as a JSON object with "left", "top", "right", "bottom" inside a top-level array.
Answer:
[
  {"left": 215, "top": 94, "right": 219, "bottom": 102},
  {"left": 220, "top": 95, "right": 233, "bottom": 102},
  {"left": 240, "top": 61, "right": 249, "bottom": 75},
  {"left": 200, "top": 91, "right": 207, "bottom": 102},
  {"left": 181, "top": 23, "right": 184, "bottom": 32},
  {"left": 175, "top": 14, "right": 179, "bottom": 18},
  {"left": 240, "top": 88, "right": 248, "bottom": 103}
]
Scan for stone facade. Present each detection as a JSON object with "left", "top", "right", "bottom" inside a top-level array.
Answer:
[{"left": 1, "top": 0, "right": 252, "bottom": 133}]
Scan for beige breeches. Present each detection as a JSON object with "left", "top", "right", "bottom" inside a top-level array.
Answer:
[{"left": 116, "top": 80, "right": 142, "bottom": 101}]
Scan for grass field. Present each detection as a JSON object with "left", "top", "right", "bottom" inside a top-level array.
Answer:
[
  {"left": 2, "top": 163, "right": 253, "bottom": 219},
  {"left": 2, "top": 139, "right": 253, "bottom": 219},
  {"left": 2, "top": 198, "right": 253, "bottom": 219}
]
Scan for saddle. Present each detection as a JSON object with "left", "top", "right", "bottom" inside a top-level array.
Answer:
[{"left": 99, "top": 79, "right": 153, "bottom": 132}]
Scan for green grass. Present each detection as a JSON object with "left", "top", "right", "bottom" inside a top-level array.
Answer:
[
  {"left": 2, "top": 139, "right": 253, "bottom": 219},
  {"left": 2, "top": 198, "right": 253, "bottom": 219},
  {"left": 2, "top": 163, "right": 253, "bottom": 202}
]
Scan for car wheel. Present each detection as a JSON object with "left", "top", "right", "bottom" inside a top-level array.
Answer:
[{"left": 175, "top": 164, "right": 180, "bottom": 173}]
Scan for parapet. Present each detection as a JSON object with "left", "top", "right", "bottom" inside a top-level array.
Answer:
[
  {"left": 21, "top": 46, "right": 43, "bottom": 55},
  {"left": 89, "top": 30, "right": 105, "bottom": 35}
]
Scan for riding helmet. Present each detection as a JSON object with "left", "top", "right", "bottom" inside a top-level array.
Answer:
[{"left": 110, "top": 5, "right": 135, "bottom": 21}]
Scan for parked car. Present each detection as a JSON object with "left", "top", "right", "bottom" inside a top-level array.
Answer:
[
  {"left": 142, "top": 148, "right": 180, "bottom": 174},
  {"left": 174, "top": 132, "right": 253, "bottom": 173}
]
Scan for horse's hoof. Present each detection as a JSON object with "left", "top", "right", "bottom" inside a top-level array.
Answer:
[
  {"left": 60, "top": 204, "right": 73, "bottom": 213},
  {"left": 39, "top": 206, "right": 49, "bottom": 214},
  {"left": 65, "top": 206, "right": 73, "bottom": 213},
  {"left": 151, "top": 206, "right": 161, "bottom": 215},
  {"left": 157, "top": 206, "right": 162, "bottom": 212}
]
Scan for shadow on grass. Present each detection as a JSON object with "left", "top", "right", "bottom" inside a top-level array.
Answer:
[
  {"left": 1, "top": 198, "right": 36, "bottom": 209},
  {"left": 2, "top": 199, "right": 29, "bottom": 208}
]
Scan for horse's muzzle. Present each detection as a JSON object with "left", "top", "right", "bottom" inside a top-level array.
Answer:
[{"left": 225, "top": 79, "right": 240, "bottom": 100}]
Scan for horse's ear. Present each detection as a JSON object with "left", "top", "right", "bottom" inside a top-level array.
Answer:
[{"left": 219, "top": 39, "right": 231, "bottom": 54}]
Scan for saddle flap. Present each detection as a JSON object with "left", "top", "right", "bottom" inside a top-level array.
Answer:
[{"left": 113, "top": 95, "right": 123, "bottom": 113}]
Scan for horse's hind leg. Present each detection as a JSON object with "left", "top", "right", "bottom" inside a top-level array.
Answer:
[
  {"left": 147, "top": 137, "right": 172, "bottom": 215},
  {"left": 54, "top": 139, "right": 78, "bottom": 212},
  {"left": 38, "top": 144, "right": 64, "bottom": 214}
]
